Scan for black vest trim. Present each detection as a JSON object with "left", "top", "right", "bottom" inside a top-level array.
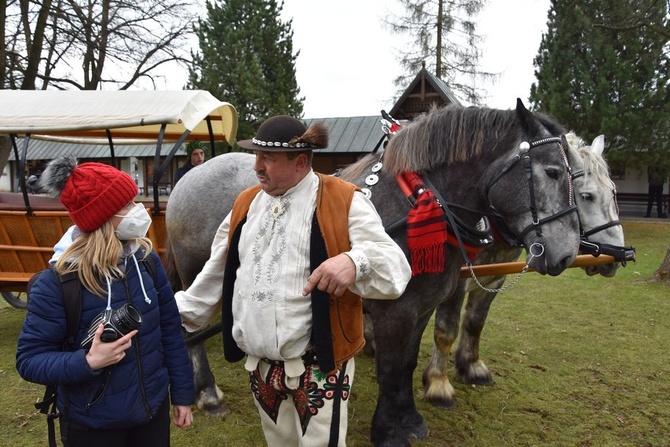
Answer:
[
  {"left": 222, "top": 216, "right": 246, "bottom": 363},
  {"left": 310, "top": 213, "right": 335, "bottom": 373}
]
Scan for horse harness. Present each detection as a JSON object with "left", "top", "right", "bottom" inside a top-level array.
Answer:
[
  {"left": 488, "top": 143, "right": 634, "bottom": 264},
  {"left": 486, "top": 136, "right": 577, "bottom": 247},
  {"left": 359, "top": 135, "right": 582, "bottom": 292},
  {"left": 569, "top": 169, "right": 635, "bottom": 264}
]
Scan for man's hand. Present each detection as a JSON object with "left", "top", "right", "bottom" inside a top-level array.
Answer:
[{"left": 303, "top": 253, "right": 356, "bottom": 297}]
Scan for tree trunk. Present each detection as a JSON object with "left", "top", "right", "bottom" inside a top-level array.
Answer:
[
  {"left": 652, "top": 243, "right": 670, "bottom": 282},
  {"left": 0, "top": 134, "right": 11, "bottom": 185}
]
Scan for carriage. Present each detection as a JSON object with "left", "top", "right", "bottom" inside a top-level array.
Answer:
[{"left": 0, "top": 90, "right": 237, "bottom": 309}]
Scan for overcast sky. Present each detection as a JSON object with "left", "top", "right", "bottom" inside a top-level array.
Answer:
[
  {"left": 159, "top": 0, "right": 552, "bottom": 119},
  {"left": 279, "top": 0, "right": 552, "bottom": 118}
]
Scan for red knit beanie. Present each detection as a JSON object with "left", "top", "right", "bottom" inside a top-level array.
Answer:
[{"left": 59, "top": 162, "right": 138, "bottom": 233}]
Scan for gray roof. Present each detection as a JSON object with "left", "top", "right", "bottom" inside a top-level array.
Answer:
[
  {"left": 8, "top": 139, "right": 180, "bottom": 161},
  {"left": 304, "top": 115, "right": 385, "bottom": 154}
]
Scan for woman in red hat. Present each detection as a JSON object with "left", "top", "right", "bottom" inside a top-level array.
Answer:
[{"left": 17, "top": 156, "right": 194, "bottom": 447}]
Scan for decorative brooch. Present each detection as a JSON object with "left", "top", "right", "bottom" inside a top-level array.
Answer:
[{"left": 270, "top": 197, "right": 286, "bottom": 220}]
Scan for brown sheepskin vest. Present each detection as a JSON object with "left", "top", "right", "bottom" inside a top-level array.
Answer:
[{"left": 221, "top": 173, "right": 364, "bottom": 373}]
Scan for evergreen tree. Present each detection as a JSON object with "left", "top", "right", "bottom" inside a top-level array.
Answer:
[
  {"left": 385, "top": 0, "right": 494, "bottom": 105},
  {"left": 188, "top": 0, "right": 303, "bottom": 145},
  {"left": 530, "top": 0, "right": 669, "bottom": 170}
]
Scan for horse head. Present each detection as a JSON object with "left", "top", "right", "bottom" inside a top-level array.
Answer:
[
  {"left": 484, "top": 100, "right": 581, "bottom": 276},
  {"left": 379, "top": 99, "right": 581, "bottom": 277},
  {"left": 565, "top": 133, "right": 629, "bottom": 277}
]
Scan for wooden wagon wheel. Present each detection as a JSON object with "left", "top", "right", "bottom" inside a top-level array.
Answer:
[{"left": 2, "top": 292, "right": 27, "bottom": 309}]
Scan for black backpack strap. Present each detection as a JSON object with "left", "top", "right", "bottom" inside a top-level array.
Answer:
[
  {"left": 34, "top": 384, "right": 59, "bottom": 447},
  {"left": 140, "top": 255, "right": 157, "bottom": 283},
  {"left": 32, "top": 266, "right": 82, "bottom": 447},
  {"left": 58, "top": 270, "right": 82, "bottom": 345}
]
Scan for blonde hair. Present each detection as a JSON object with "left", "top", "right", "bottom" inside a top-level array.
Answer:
[{"left": 54, "top": 222, "right": 153, "bottom": 297}]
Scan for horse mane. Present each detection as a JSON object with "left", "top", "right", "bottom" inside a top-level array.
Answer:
[
  {"left": 338, "top": 153, "right": 379, "bottom": 182},
  {"left": 577, "top": 144, "right": 612, "bottom": 186},
  {"left": 566, "top": 131, "right": 612, "bottom": 186},
  {"left": 382, "top": 104, "right": 519, "bottom": 175}
]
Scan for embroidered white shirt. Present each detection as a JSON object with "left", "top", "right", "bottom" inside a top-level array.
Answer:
[{"left": 176, "top": 171, "right": 411, "bottom": 362}]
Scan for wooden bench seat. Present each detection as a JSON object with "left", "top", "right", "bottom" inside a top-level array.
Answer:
[{"left": 0, "top": 272, "right": 34, "bottom": 283}]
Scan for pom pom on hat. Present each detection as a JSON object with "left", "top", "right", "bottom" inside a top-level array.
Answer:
[{"left": 40, "top": 156, "right": 138, "bottom": 233}]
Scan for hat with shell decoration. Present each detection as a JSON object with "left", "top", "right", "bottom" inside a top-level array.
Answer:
[{"left": 237, "top": 115, "right": 328, "bottom": 152}]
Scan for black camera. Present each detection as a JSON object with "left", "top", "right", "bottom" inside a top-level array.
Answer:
[{"left": 81, "top": 303, "right": 142, "bottom": 349}]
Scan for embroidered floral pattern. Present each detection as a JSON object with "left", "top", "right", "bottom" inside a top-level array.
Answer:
[
  {"left": 250, "top": 363, "right": 351, "bottom": 435},
  {"left": 251, "top": 290, "right": 275, "bottom": 303},
  {"left": 351, "top": 252, "right": 369, "bottom": 279},
  {"left": 249, "top": 197, "right": 292, "bottom": 285}
]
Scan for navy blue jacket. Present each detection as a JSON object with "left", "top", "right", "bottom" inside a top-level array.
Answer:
[{"left": 16, "top": 251, "right": 194, "bottom": 430}]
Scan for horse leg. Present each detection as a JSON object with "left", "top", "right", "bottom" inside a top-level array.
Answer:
[
  {"left": 187, "top": 338, "right": 230, "bottom": 417},
  {"left": 369, "top": 302, "right": 431, "bottom": 446},
  {"left": 453, "top": 278, "right": 504, "bottom": 386},
  {"left": 422, "top": 279, "right": 466, "bottom": 409},
  {"left": 363, "top": 307, "right": 376, "bottom": 357},
  {"left": 396, "top": 311, "right": 432, "bottom": 441}
]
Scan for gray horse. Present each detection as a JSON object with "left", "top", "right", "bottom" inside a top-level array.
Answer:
[
  {"left": 166, "top": 100, "right": 582, "bottom": 446},
  {"left": 363, "top": 133, "right": 633, "bottom": 410},
  {"left": 165, "top": 152, "right": 257, "bottom": 416}
]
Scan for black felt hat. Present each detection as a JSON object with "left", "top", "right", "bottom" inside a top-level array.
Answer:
[{"left": 237, "top": 115, "right": 328, "bottom": 152}]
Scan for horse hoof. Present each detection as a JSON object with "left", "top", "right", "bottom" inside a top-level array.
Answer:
[
  {"left": 455, "top": 361, "right": 494, "bottom": 386},
  {"left": 198, "top": 400, "right": 231, "bottom": 418},
  {"left": 425, "top": 396, "right": 457, "bottom": 410},
  {"left": 403, "top": 424, "right": 429, "bottom": 440}
]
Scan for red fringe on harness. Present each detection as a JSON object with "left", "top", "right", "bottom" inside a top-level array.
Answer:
[{"left": 399, "top": 172, "right": 449, "bottom": 275}]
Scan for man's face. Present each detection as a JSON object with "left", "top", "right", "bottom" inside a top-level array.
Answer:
[
  {"left": 190, "top": 148, "right": 205, "bottom": 166},
  {"left": 253, "top": 150, "right": 303, "bottom": 196}
]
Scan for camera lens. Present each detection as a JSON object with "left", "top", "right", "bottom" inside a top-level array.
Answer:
[{"left": 111, "top": 303, "right": 142, "bottom": 334}]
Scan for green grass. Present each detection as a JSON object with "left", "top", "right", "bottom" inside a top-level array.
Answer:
[{"left": 2, "top": 220, "right": 669, "bottom": 446}]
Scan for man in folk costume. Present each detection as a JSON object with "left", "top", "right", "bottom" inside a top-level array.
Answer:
[{"left": 175, "top": 115, "right": 411, "bottom": 446}]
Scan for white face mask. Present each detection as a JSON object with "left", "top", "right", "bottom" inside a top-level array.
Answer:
[{"left": 114, "top": 203, "right": 152, "bottom": 240}]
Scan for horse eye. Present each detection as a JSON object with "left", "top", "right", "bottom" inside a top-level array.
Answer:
[
  {"left": 580, "top": 193, "right": 592, "bottom": 202},
  {"left": 545, "top": 168, "right": 560, "bottom": 180}
]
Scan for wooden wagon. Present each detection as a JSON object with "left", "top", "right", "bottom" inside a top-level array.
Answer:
[{"left": 0, "top": 90, "right": 238, "bottom": 308}]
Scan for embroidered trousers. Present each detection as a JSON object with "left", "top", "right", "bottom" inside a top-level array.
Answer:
[{"left": 249, "top": 357, "right": 355, "bottom": 447}]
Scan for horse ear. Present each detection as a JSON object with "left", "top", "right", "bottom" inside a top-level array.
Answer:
[
  {"left": 515, "top": 98, "right": 541, "bottom": 136},
  {"left": 591, "top": 135, "right": 605, "bottom": 156},
  {"left": 563, "top": 134, "right": 582, "bottom": 169}
]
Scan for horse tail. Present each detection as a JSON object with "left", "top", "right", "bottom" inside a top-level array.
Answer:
[{"left": 162, "top": 235, "right": 183, "bottom": 293}]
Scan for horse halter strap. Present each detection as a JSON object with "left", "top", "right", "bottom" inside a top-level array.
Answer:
[
  {"left": 571, "top": 170, "right": 636, "bottom": 264},
  {"left": 488, "top": 136, "right": 578, "bottom": 242}
]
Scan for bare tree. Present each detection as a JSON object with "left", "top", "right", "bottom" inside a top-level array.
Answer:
[
  {"left": 1, "top": 0, "right": 198, "bottom": 176},
  {"left": 4, "top": 0, "right": 197, "bottom": 90},
  {"left": 384, "top": 0, "right": 496, "bottom": 105}
]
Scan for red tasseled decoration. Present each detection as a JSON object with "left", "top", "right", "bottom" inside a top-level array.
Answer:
[{"left": 402, "top": 172, "right": 448, "bottom": 275}]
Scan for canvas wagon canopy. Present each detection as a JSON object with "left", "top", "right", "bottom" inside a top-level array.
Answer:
[
  {"left": 0, "top": 90, "right": 238, "bottom": 214},
  {"left": 0, "top": 90, "right": 237, "bottom": 143}
]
